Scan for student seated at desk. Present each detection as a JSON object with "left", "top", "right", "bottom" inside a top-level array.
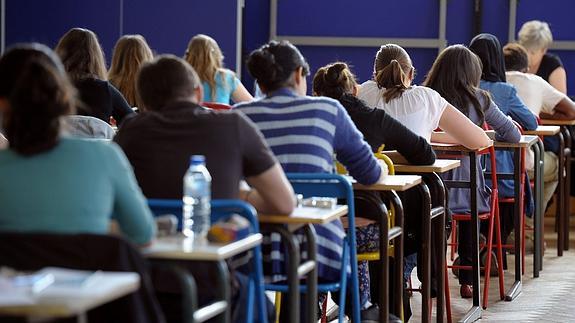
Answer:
[
  {"left": 109, "top": 34, "right": 154, "bottom": 108},
  {"left": 518, "top": 20, "right": 567, "bottom": 94},
  {"left": 312, "top": 62, "right": 436, "bottom": 165},
  {"left": 184, "top": 34, "right": 253, "bottom": 104},
  {"left": 313, "top": 61, "right": 436, "bottom": 320},
  {"left": 357, "top": 43, "right": 489, "bottom": 317},
  {"left": 470, "top": 33, "right": 538, "bottom": 245},
  {"left": 0, "top": 43, "right": 155, "bottom": 246},
  {"left": 114, "top": 55, "right": 293, "bottom": 322},
  {"left": 504, "top": 42, "right": 575, "bottom": 208},
  {"left": 55, "top": 28, "right": 135, "bottom": 126},
  {"left": 424, "top": 44, "right": 521, "bottom": 298},
  {"left": 235, "top": 40, "right": 387, "bottom": 321}
]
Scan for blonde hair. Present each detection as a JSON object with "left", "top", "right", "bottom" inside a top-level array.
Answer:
[
  {"left": 518, "top": 20, "right": 553, "bottom": 52},
  {"left": 109, "top": 35, "right": 154, "bottom": 107},
  {"left": 55, "top": 28, "right": 107, "bottom": 82},
  {"left": 184, "top": 34, "right": 227, "bottom": 101},
  {"left": 373, "top": 44, "right": 413, "bottom": 103}
]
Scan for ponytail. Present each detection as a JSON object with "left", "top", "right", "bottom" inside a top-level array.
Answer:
[
  {"left": 373, "top": 44, "right": 413, "bottom": 103},
  {"left": 4, "top": 58, "right": 74, "bottom": 155}
]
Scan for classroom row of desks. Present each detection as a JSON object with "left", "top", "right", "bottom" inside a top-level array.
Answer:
[{"left": 0, "top": 127, "right": 561, "bottom": 323}]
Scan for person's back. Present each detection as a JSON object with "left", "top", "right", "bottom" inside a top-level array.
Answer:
[
  {"left": 0, "top": 138, "right": 153, "bottom": 244},
  {"left": 0, "top": 43, "right": 154, "bottom": 246},
  {"left": 359, "top": 82, "right": 446, "bottom": 141},
  {"left": 55, "top": 28, "right": 134, "bottom": 124},
  {"left": 116, "top": 103, "right": 276, "bottom": 200}
]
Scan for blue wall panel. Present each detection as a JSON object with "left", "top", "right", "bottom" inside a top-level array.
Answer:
[
  {"left": 122, "top": 0, "right": 239, "bottom": 71},
  {"left": 5, "top": 0, "right": 120, "bottom": 60},
  {"left": 277, "top": 0, "right": 439, "bottom": 38}
]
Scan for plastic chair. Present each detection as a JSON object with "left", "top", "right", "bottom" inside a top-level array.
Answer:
[
  {"left": 147, "top": 199, "right": 268, "bottom": 323},
  {"left": 445, "top": 145, "right": 505, "bottom": 309},
  {"left": 203, "top": 102, "right": 232, "bottom": 110},
  {"left": 265, "top": 173, "right": 361, "bottom": 323}
]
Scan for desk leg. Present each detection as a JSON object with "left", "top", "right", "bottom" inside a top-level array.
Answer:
[
  {"left": 505, "top": 147, "right": 523, "bottom": 301},
  {"left": 216, "top": 260, "right": 231, "bottom": 323},
  {"left": 425, "top": 173, "right": 447, "bottom": 323},
  {"left": 266, "top": 225, "right": 301, "bottom": 323},
  {"left": 419, "top": 183, "right": 432, "bottom": 323},
  {"left": 460, "top": 151, "right": 482, "bottom": 323},
  {"left": 562, "top": 126, "right": 572, "bottom": 251},
  {"left": 533, "top": 140, "right": 543, "bottom": 277},
  {"left": 383, "top": 191, "right": 405, "bottom": 321},
  {"left": 557, "top": 131, "right": 566, "bottom": 256},
  {"left": 302, "top": 225, "right": 318, "bottom": 323}
]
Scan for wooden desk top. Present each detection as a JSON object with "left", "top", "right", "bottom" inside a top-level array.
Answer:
[
  {"left": 493, "top": 135, "right": 539, "bottom": 148},
  {"left": 394, "top": 159, "right": 460, "bottom": 174},
  {"left": 524, "top": 125, "right": 560, "bottom": 136},
  {"left": 540, "top": 119, "right": 575, "bottom": 126},
  {"left": 0, "top": 270, "right": 139, "bottom": 318},
  {"left": 143, "top": 233, "right": 262, "bottom": 261},
  {"left": 258, "top": 205, "right": 348, "bottom": 225},
  {"left": 351, "top": 174, "right": 422, "bottom": 191},
  {"left": 431, "top": 141, "right": 493, "bottom": 152}
]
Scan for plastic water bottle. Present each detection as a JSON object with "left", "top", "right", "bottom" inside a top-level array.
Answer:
[{"left": 182, "top": 155, "right": 212, "bottom": 241}]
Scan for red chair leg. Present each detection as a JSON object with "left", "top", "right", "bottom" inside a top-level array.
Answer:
[
  {"left": 451, "top": 220, "right": 457, "bottom": 261},
  {"left": 321, "top": 297, "right": 328, "bottom": 323},
  {"left": 494, "top": 201, "right": 505, "bottom": 300},
  {"left": 482, "top": 195, "right": 498, "bottom": 309}
]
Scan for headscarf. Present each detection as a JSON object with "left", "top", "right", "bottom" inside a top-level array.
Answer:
[{"left": 469, "top": 33, "right": 507, "bottom": 83}]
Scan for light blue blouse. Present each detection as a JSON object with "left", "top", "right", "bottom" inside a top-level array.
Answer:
[{"left": 202, "top": 69, "right": 240, "bottom": 104}]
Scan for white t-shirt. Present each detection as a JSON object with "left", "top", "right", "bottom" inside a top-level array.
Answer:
[
  {"left": 358, "top": 81, "right": 448, "bottom": 142},
  {"left": 505, "top": 71, "right": 566, "bottom": 115}
]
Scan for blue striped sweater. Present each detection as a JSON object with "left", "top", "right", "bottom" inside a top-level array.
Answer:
[{"left": 235, "top": 87, "right": 381, "bottom": 282}]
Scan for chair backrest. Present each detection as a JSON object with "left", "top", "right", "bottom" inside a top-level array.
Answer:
[
  {"left": 203, "top": 102, "right": 232, "bottom": 111},
  {"left": 0, "top": 233, "right": 165, "bottom": 323},
  {"left": 147, "top": 199, "right": 260, "bottom": 233}
]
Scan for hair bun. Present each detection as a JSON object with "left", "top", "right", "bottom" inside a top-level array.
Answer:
[
  {"left": 247, "top": 47, "right": 282, "bottom": 85},
  {"left": 325, "top": 62, "right": 347, "bottom": 86}
]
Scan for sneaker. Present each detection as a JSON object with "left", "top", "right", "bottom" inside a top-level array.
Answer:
[{"left": 480, "top": 249, "right": 499, "bottom": 276}]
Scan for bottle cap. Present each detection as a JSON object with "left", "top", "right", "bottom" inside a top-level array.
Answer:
[{"left": 190, "top": 155, "right": 206, "bottom": 165}]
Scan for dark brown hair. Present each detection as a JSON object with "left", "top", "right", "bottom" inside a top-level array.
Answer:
[
  {"left": 246, "top": 40, "right": 310, "bottom": 93},
  {"left": 0, "top": 43, "right": 76, "bottom": 155},
  {"left": 373, "top": 44, "right": 413, "bottom": 103},
  {"left": 424, "top": 44, "right": 490, "bottom": 126},
  {"left": 55, "top": 28, "right": 107, "bottom": 82},
  {"left": 503, "top": 43, "right": 529, "bottom": 72},
  {"left": 312, "top": 62, "right": 356, "bottom": 99},
  {"left": 136, "top": 55, "right": 201, "bottom": 111}
]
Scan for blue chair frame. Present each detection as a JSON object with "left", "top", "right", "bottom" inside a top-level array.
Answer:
[
  {"left": 264, "top": 173, "right": 360, "bottom": 323},
  {"left": 147, "top": 199, "right": 268, "bottom": 323}
]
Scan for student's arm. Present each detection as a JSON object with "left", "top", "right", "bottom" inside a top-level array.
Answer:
[
  {"left": 437, "top": 104, "right": 491, "bottom": 149},
  {"left": 484, "top": 102, "right": 521, "bottom": 143},
  {"left": 241, "top": 163, "right": 295, "bottom": 215},
  {"left": 108, "top": 83, "right": 136, "bottom": 125},
  {"left": 506, "top": 87, "right": 538, "bottom": 130},
  {"left": 333, "top": 103, "right": 382, "bottom": 185},
  {"left": 549, "top": 98, "right": 575, "bottom": 120},
  {"left": 107, "top": 143, "right": 156, "bottom": 246},
  {"left": 548, "top": 66, "right": 568, "bottom": 94},
  {"left": 376, "top": 110, "right": 436, "bottom": 165},
  {"left": 231, "top": 82, "right": 254, "bottom": 104},
  {"left": 238, "top": 113, "right": 295, "bottom": 214}
]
